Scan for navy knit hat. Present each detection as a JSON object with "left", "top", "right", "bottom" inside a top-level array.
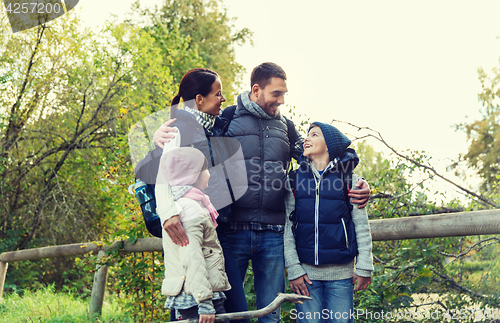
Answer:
[{"left": 309, "top": 122, "right": 351, "bottom": 161}]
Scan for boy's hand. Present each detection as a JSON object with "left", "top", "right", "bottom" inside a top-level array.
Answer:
[
  {"left": 153, "top": 119, "right": 178, "bottom": 149},
  {"left": 199, "top": 313, "right": 215, "bottom": 323},
  {"left": 163, "top": 216, "right": 189, "bottom": 246},
  {"left": 349, "top": 179, "right": 370, "bottom": 209},
  {"left": 352, "top": 274, "right": 371, "bottom": 291},
  {"left": 290, "top": 274, "right": 312, "bottom": 296}
]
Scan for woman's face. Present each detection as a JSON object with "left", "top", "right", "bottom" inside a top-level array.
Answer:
[{"left": 198, "top": 77, "right": 226, "bottom": 115}]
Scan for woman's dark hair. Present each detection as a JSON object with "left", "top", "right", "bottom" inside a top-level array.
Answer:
[{"left": 170, "top": 68, "right": 219, "bottom": 118}]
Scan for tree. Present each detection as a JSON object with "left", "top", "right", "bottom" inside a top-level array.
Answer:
[
  {"left": 135, "top": 0, "right": 253, "bottom": 105},
  {"left": 344, "top": 127, "right": 500, "bottom": 321},
  {"left": 0, "top": 9, "right": 182, "bottom": 253},
  {"left": 0, "top": 0, "right": 253, "bottom": 300},
  {"left": 456, "top": 64, "right": 500, "bottom": 195}
]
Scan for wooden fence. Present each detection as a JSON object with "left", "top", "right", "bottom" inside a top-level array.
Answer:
[{"left": 0, "top": 209, "right": 499, "bottom": 316}]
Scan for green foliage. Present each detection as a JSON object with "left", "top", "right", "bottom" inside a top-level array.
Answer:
[
  {"left": 0, "top": 285, "right": 132, "bottom": 323},
  {"left": 456, "top": 64, "right": 500, "bottom": 195},
  {"left": 4, "top": 256, "right": 94, "bottom": 299},
  {"left": 137, "top": 0, "right": 253, "bottom": 105},
  {"left": 0, "top": 0, "right": 251, "bottom": 304},
  {"left": 97, "top": 250, "right": 170, "bottom": 322},
  {"left": 0, "top": 10, "right": 132, "bottom": 291},
  {"left": 349, "top": 140, "right": 500, "bottom": 322},
  {"left": 354, "top": 140, "right": 463, "bottom": 218},
  {"left": 3, "top": 2, "right": 500, "bottom": 322}
]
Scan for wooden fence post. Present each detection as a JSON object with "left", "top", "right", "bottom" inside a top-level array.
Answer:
[
  {"left": 0, "top": 261, "right": 8, "bottom": 299},
  {"left": 88, "top": 250, "right": 108, "bottom": 316}
]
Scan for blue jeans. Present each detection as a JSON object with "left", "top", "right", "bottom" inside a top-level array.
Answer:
[
  {"left": 178, "top": 299, "right": 228, "bottom": 323},
  {"left": 295, "top": 279, "right": 354, "bottom": 323},
  {"left": 227, "top": 230, "right": 285, "bottom": 323},
  {"left": 217, "top": 224, "right": 250, "bottom": 323}
]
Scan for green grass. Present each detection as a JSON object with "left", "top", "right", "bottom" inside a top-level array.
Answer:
[
  {"left": 446, "top": 257, "right": 500, "bottom": 294},
  {"left": 0, "top": 286, "right": 133, "bottom": 323}
]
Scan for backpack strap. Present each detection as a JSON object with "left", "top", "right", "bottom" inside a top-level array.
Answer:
[
  {"left": 285, "top": 117, "right": 297, "bottom": 151},
  {"left": 342, "top": 170, "right": 354, "bottom": 212},
  {"left": 220, "top": 105, "right": 237, "bottom": 134},
  {"left": 284, "top": 117, "right": 297, "bottom": 174}
]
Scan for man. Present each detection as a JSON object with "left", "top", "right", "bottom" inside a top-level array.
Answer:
[
  {"left": 221, "top": 62, "right": 298, "bottom": 323},
  {"left": 157, "top": 62, "right": 370, "bottom": 323}
]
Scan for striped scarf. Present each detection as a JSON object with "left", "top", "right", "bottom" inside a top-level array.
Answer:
[{"left": 184, "top": 107, "right": 216, "bottom": 134}]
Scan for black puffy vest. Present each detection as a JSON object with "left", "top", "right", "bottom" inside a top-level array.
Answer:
[{"left": 225, "top": 97, "right": 292, "bottom": 225}]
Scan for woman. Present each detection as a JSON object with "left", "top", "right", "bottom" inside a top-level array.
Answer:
[{"left": 135, "top": 68, "right": 249, "bottom": 323}]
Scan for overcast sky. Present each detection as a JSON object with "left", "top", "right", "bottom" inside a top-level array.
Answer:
[{"left": 74, "top": 0, "right": 500, "bottom": 196}]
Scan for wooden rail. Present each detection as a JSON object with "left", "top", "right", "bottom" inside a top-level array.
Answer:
[
  {"left": 0, "top": 209, "right": 499, "bottom": 315},
  {"left": 0, "top": 239, "right": 161, "bottom": 263},
  {"left": 369, "top": 209, "right": 500, "bottom": 241}
]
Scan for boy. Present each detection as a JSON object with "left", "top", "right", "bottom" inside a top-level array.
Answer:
[{"left": 284, "top": 122, "right": 373, "bottom": 323}]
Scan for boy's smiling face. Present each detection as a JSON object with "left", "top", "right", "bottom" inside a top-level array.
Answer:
[{"left": 303, "top": 125, "right": 329, "bottom": 160}]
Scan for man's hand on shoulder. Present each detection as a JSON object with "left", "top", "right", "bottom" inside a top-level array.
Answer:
[{"left": 349, "top": 179, "right": 370, "bottom": 209}]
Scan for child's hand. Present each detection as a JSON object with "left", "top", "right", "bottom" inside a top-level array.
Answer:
[
  {"left": 352, "top": 273, "right": 371, "bottom": 291},
  {"left": 199, "top": 313, "right": 215, "bottom": 323},
  {"left": 290, "top": 274, "right": 312, "bottom": 296},
  {"left": 349, "top": 179, "right": 370, "bottom": 208}
]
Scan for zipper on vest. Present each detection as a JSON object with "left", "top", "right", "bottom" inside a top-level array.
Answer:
[
  {"left": 341, "top": 218, "right": 349, "bottom": 249},
  {"left": 258, "top": 120, "right": 265, "bottom": 220},
  {"left": 313, "top": 164, "right": 333, "bottom": 265},
  {"left": 313, "top": 168, "right": 326, "bottom": 266}
]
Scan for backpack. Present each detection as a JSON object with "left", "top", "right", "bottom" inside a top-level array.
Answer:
[{"left": 134, "top": 106, "right": 298, "bottom": 237}]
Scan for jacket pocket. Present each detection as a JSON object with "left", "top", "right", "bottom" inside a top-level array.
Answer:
[
  {"left": 206, "top": 253, "right": 229, "bottom": 291},
  {"left": 341, "top": 218, "right": 349, "bottom": 249},
  {"left": 207, "top": 255, "right": 222, "bottom": 270},
  {"left": 203, "top": 248, "right": 219, "bottom": 269}
]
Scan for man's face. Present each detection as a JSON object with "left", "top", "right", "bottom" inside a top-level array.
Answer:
[{"left": 254, "top": 77, "right": 288, "bottom": 117}]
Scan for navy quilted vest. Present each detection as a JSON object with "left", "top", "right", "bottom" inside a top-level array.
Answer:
[{"left": 293, "top": 162, "right": 358, "bottom": 265}]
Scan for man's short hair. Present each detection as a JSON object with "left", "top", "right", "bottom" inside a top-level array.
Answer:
[{"left": 250, "top": 62, "right": 287, "bottom": 89}]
